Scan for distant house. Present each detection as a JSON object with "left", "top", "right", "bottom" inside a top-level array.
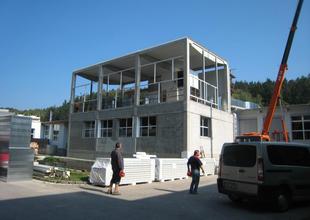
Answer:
[
  {"left": 236, "top": 104, "right": 310, "bottom": 144},
  {"left": 29, "top": 116, "right": 41, "bottom": 139},
  {"left": 41, "top": 120, "right": 68, "bottom": 156}
]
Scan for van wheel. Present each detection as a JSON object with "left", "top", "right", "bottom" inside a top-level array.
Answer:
[
  {"left": 228, "top": 194, "right": 243, "bottom": 203},
  {"left": 273, "top": 190, "right": 291, "bottom": 212}
]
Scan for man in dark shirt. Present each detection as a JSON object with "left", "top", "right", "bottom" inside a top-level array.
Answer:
[
  {"left": 187, "top": 150, "right": 205, "bottom": 194},
  {"left": 107, "top": 142, "right": 124, "bottom": 195}
]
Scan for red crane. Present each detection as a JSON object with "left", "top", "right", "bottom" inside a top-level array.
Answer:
[{"left": 237, "top": 0, "right": 304, "bottom": 142}]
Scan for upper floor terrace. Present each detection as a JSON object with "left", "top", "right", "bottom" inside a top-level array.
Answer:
[{"left": 70, "top": 38, "right": 231, "bottom": 114}]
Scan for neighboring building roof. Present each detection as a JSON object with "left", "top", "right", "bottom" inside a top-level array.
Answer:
[{"left": 236, "top": 103, "right": 310, "bottom": 114}]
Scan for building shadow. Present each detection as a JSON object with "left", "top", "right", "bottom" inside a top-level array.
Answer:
[{"left": 0, "top": 183, "right": 309, "bottom": 220}]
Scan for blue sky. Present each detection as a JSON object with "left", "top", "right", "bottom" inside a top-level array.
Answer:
[{"left": 0, "top": 0, "right": 309, "bottom": 109}]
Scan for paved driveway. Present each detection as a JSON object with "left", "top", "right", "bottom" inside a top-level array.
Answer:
[{"left": 0, "top": 176, "right": 309, "bottom": 220}]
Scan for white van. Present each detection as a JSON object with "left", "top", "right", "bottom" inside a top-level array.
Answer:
[{"left": 217, "top": 142, "right": 310, "bottom": 211}]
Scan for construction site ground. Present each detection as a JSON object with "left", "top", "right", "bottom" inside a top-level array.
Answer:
[{"left": 0, "top": 175, "right": 309, "bottom": 220}]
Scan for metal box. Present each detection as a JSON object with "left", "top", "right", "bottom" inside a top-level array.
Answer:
[{"left": 0, "top": 114, "right": 34, "bottom": 182}]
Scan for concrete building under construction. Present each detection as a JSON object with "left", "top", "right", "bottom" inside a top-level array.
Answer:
[{"left": 67, "top": 38, "right": 234, "bottom": 159}]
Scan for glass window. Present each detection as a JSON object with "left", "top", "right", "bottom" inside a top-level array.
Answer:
[
  {"left": 291, "top": 116, "right": 302, "bottom": 121},
  {"left": 292, "top": 131, "right": 303, "bottom": 140},
  {"left": 200, "top": 116, "right": 211, "bottom": 137},
  {"left": 140, "top": 116, "right": 157, "bottom": 137},
  {"left": 31, "top": 128, "right": 35, "bottom": 139},
  {"left": 119, "top": 118, "right": 132, "bottom": 137},
  {"left": 304, "top": 115, "right": 310, "bottom": 120},
  {"left": 291, "top": 115, "right": 310, "bottom": 140},
  {"left": 292, "top": 121, "right": 302, "bottom": 130},
  {"left": 43, "top": 125, "right": 49, "bottom": 138},
  {"left": 223, "top": 145, "right": 257, "bottom": 167},
  {"left": 53, "top": 130, "right": 59, "bottom": 141},
  {"left": 83, "top": 121, "right": 95, "bottom": 138},
  {"left": 267, "top": 145, "right": 310, "bottom": 167},
  {"left": 101, "top": 120, "right": 113, "bottom": 137},
  {"left": 304, "top": 121, "right": 310, "bottom": 130}
]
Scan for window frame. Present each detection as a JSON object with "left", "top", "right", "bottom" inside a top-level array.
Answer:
[
  {"left": 119, "top": 118, "right": 133, "bottom": 137},
  {"left": 200, "top": 116, "right": 211, "bottom": 137},
  {"left": 139, "top": 116, "right": 157, "bottom": 137},
  {"left": 83, "top": 121, "right": 96, "bottom": 138},
  {"left": 100, "top": 120, "right": 113, "bottom": 138},
  {"left": 291, "top": 115, "right": 310, "bottom": 140}
]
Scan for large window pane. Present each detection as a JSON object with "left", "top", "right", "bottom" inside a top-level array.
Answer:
[
  {"left": 292, "top": 121, "right": 302, "bottom": 130},
  {"left": 292, "top": 131, "right": 303, "bottom": 140},
  {"left": 304, "top": 121, "right": 310, "bottom": 130},
  {"left": 141, "top": 117, "right": 148, "bottom": 126},
  {"left": 291, "top": 116, "right": 302, "bottom": 121}
]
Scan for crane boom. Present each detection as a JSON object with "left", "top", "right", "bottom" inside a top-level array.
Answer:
[
  {"left": 236, "top": 0, "right": 303, "bottom": 142},
  {"left": 262, "top": 0, "right": 303, "bottom": 137}
]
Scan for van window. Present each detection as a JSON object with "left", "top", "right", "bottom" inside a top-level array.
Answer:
[
  {"left": 223, "top": 145, "right": 256, "bottom": 167},
  {"left": 267, "top": 145, "right": 310, "bottom": 167}
]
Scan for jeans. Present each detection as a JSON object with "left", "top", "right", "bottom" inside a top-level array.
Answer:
[
  {"left": 190, "top": 169, "right": 200, "bottom": 193},
  {"left": 110, "top": 169, "right": 121, "bottom": 184}
]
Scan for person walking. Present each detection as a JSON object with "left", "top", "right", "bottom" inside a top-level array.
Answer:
[
  {"left": 187, "top": 150, "right": 205, "bottom": 194},
  {"left": 107, "top": 142, "right": 124, "bottom": 195}
]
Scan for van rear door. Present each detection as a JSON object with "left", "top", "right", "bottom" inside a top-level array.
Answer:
[{"left": 221, "top": 143, "right": 258, "bottom": 195}]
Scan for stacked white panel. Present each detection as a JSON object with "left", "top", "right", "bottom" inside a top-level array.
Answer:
[
  {"left": 121, "top": 158, "right": 155, "bottom": 185},
  {"left": 155, "top": 158, "right": 188, "bottom": 181},
  {"left": 89, "top": 158, "right": 155, "bottom": 186},
  {"left": 200, "top": 158, "right": 216, "bottom": 175}
]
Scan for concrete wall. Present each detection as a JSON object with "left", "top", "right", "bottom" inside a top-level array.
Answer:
[
  {"left": 31, "top": 118, "right": 41, "bottom": 139},
  {"left": 187, "top": 101, "right": 234, "bottom": 160},
  {"left": 68, "top": 101, "right": 185, "bottom": 159}
]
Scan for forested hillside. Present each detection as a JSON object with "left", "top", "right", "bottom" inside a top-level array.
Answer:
[
  {"left": 3, "top": 100, "right": 70, "bottom": 122},
  {"left": 232, "top": 74, "right": 310, "bottom": 106}
]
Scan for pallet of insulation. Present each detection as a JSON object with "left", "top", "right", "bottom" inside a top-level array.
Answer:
[
  {"left": 200, "top": 158, "right": 216, "bottom": 175},
  {"left": 89, "top": 158, "right": 155, "bottom": 186},
  {"left": 155, "top": 158, "right": 188, "bottom": 182}
]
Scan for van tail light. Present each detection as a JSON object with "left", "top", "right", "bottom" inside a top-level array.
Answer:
[
  {"left": 257, "top": 158, "right": 264, "bottom": 182},
  {"left": 218, "top": 154, "right": 223, "bottom": 177}
]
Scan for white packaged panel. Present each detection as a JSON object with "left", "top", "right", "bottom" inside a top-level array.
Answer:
[
  {"left": 155, "top": 158, "right": 188, "bottom": 181},
  {"left": 90, "top": 158, "right": 155, "bottom": 186},
  {"left": 200, "top": 158, "right": 216, "bottom": 175}
]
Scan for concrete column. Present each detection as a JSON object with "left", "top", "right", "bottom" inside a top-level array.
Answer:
[
  {"left": 133, "top": 55, "right": 141, "bottom": 153},
  {"left": 48, "top": 111, "right": 53, "bottom": 141},
  {"left": 215, "top": 58, "right": 219, "bottom": 109},
  {"left": 225, "top": 63, "right": 231, "bottom": 113},
  {"left": 67, "top": 72, "right": 76, "bottom": 157},
  {"left": 69, "top": 73, "right": 76, "bottom": 114},
  {"left": 257, "top": 110, "right": 264, "bottom": 132},
  {"left": 183, "top": 38, "right": 190, "bottom": 156},
  {"left": 134, "top": 55, "right": 141, "bottom": 106},
  {"left": 184, "top": 40, "right": 190, "bottom": 103},
  {"left": 97, "top": 66, "right": 103, "bottom": 111},
  {"left": 202, "top": 50, "right": 206, "bottom": 101}
]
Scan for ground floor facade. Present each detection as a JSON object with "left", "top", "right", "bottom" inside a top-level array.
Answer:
[{"left": 68, "top": 101, "right": 234, "bottom": 160}]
